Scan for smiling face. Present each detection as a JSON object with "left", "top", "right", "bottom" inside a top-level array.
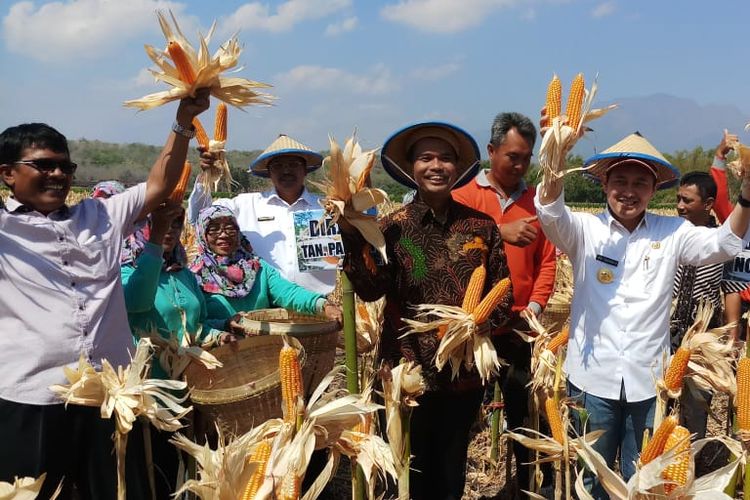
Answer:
[
  {"left": 603, "top": 162, "right": 657, "bottom": 231},
  {"left": 410, "top": 137, "right": 459, "bottom": 202},
  {"left": 677, "top": 183, "right": 713, "bottom": 226},
  {"left": 161, "top": 211, "right": 185, "bottom": 254},
  {"left": 268, "top": 155, "right": 306, "bottom": 201},
  {"left": 1, "top": 146, "right": 74, "bottom": 215},
  {"left": 205, "top": 216, "right": 241, "bottom": 256}
]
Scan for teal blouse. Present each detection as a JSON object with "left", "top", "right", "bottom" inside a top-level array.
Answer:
[
  {"left": 203, "top": 259, "right": 325, "bottom": 321},
  {"left": 121, "top": 242, "right": 224, "bottom": 378}
]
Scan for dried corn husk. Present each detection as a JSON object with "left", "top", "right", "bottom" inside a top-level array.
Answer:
[
  {"left": 401, "top": 304, "right": 504, "bottom": 384},
  {"left": 355, "top": 297, "right": 385, "bottom": 354},
  {"left": 574, "top": 431, "right": 742, "bottom": 499},
  {"left": 0, "top": 473, "right": 61, "bottom": 500},
  {"left": 311, "top": 135, "right": 389, "bottom": 263},
  {"left": 539, "top": 74, "right": 617, "bottom": 182},
  {"left": 518, "top": 310, "right": 566, "bottom": 403},
  {"left": 50, "top": 339, "right": 191, "bottom": 500},
  {"left": 125, "top": 10, "right": 273, "bottom": 110}
]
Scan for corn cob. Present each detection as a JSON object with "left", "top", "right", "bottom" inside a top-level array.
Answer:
[
  {"left": 661, "top": 425, "right": 690, "bottom": 494},
  {"left": 462, "top": 263, "right": 487, "bottom": 312},
  {"left": 545, "top": 397, "right": 565, "bottom": 444},
  {"left": 472, "top": 277, "right": 511, "bottom": 324},
  {"left": 276, "top": 469, "right": 300, "bottom": 500},
  {"left": 168, "top": 161, "right": 192, "bottom": 203},
  {"left": 214, "top": 103, "right": 228, "bottom": 142},
  {"left": 547, "top": 325, "right": 569, "bottom": 354},
  {"left": 565, "top": 73, "right": 585, "bottom": 130},
  {"left": 639, "top": 415, "right": 677, "bottom": 465},
  {"left": 240, "top": 440, "right": 272, "bottom": 500},
  {"left": 664, "top": 347, "right": 691, "bottom": 392},
  {"left": 545, "top": 74, "right": 562, "bottom": 123},
  {"left": 280, "top": 337, "right": 303, "bottom": 424},
  {"left": 436, "top": 324, "right": 448, "bottom": 340},
  {"left": 192, "top": 118, "right": 210, "bottom": 149},
  {"left": 167, "top": 41, "right": 196, "bottom": 85},
  {"left": 737, "top": 357, "right": 750, "bottom": 431}
]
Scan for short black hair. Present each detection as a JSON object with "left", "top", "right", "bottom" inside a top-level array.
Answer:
[
  {"left": 0, "top": 123, "right": 69, "bottom": 165},
  {"left": 489, "top": 112, "right": 536, "bottom": 149},
  {"left": 680, "top": 171, "right": 716, "bottom": 201}
]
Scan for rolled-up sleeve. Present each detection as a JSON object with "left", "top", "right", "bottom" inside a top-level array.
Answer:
[{"left": 534, "top": 189, "right": 583, "bottom": 260}]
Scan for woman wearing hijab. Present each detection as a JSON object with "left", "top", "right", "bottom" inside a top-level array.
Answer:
[{"left": 191, "top": 205, "right": 342, "bottom": 324}]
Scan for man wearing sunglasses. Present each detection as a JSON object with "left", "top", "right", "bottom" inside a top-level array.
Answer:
[{"left": 0, "top": 90, "right": 210, "bottom": 498}]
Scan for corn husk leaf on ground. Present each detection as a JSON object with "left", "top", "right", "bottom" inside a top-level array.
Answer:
[
  {"left": 310, "top": 134, "right": 389, "bottom": 263},
  {"left": 124, "top": 10, "right": 274, "bottom": 111},
  {"left": 574, "top": 430, "right": 742, "bottom": 499},
  {"left": 401, "top": 304, "right": 504, "bottom": 384},
  {"left": 0, "top": 473, "right": 61, "bottom": 500},
  {"left": 538, "top": 74, "right": 617, "bottom": 182}
]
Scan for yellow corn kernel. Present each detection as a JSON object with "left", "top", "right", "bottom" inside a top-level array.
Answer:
[
  {"left": 462, "top": 263, "right": 487, "bottom": 313},
  {"left": 240, "top": 440, "right": 272, "bottom": 500},
  {"left": 737, "top": 357, "right": 750, "bottom": 431},
  {"left": 168, "top": 161, "right": 192, "bottom": 203},
  {"left": 192, "top": 118, "right": 210, "bottom": 149},
  {"left": 276, "top": 469, "right": 300, "bottom": 500},
  {"left": 661, "top": 425, "right": 690, "bottom": 494},
  {"left": 545, "top": 74, "right": 562, "bottom": 123},
  {"left": 564, "top": 73, "right": 585, "bottom": 130},
  {"left": 472, "top": 277, "right": 511, "bottom": 324},
  {"left": 547, "top": 325, "right": 569, "bottom": 354},
  {"left": 639, "top": 415, "right": 677, "bottom": 466},
  {"left": 664, "top": 347, "right": 691, "bottom": 392},
  {"left": 545, "top": 397, "right": 565, "bottom": 444},
  {"left": 214, "top": 103, "right": 228, "bottom": 142},
  {"left": 167, "top": 41, "right": 196, "bottom": 85},
  {"left": 280, "top": 337, "right": 303, "bottom": 424}
]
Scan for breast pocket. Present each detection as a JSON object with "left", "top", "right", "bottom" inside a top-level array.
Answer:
[{"left": 73, "top": 239, "right": 116, "bottom": 280}]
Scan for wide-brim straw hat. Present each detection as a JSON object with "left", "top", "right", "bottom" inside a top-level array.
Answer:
[
  {"left": 584, "top": 132, "right": 680, "bottom": 190},
  {"left": 381, "top": 121, "right": 481, "bottom": 190},
  {"left": 249, "top": 134, "right": 324, "bottom": 178}
]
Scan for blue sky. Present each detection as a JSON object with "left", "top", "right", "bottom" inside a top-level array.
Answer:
[{"left": 1, "top": 0, "right": 749, "bottom": 155}]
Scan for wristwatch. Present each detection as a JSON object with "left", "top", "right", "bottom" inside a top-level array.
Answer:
[
  {"left": 738, "top": 193, "right": 750, "bottom": 208},
  {"left": 172, "top": 121, "right": 196, "bottom": 139}
]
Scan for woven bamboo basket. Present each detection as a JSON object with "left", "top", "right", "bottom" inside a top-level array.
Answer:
[
  {"left": 183, "top": 334, "right": 305, "bottom": 437},
  {"left": 240, "top": 308, "right": 340, "bottom": 398},
  {"left": 541, "top": 301, "right": 570, "bottom": 334}
]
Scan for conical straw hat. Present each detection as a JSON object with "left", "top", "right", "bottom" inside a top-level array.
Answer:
[
  {"left": 584, "top": 132, "right": 680, "bottom": 190},
  {"left": 249, "top": 134, "right": 323, "bottom": 177},
  {"left": 380, "top": 121, "right": 480, "bottom": 189}
]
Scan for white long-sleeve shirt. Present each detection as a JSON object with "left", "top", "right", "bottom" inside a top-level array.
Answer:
[
  {"left": 188, "top": 182, "right": 336, "bottom": 294},
  {"left": 535, "top": 191, "right": 742, "bottom": 401}
]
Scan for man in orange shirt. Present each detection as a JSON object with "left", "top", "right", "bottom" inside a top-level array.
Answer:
[{"left": 453, "top": 112, "right": 556, "bottom": 494}]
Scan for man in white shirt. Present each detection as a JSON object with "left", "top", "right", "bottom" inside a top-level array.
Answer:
[
  {"left": 0, "top": 91, "right": 210, "bottom": 497},
  {"left": 534, "top": 132, "right": 750, "bottom": 498},
  {"left": 188, "top": 134, "right": 336, "bottom": 294}
]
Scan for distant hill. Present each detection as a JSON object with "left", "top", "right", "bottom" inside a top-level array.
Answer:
[{"left": 574, "top": 93, "right": 749, "bottom": 156}]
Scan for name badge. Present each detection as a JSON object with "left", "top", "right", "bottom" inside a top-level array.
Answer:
[
  {"left": 595, "top": 254, "right": 619, "bottom": 267},
  {"left": 257, "top": 216, "right": 275, "bottom": 222}
]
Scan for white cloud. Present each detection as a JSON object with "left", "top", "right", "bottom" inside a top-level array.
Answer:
[
  {"left": 324, "top": 16, "right": 358, "bottom": 36},
  {"left": 2, "top": 0, "right": 185, "bottom": 63},
  {"left": 132, "top": 68, "right": 158, "bottom": 88},
  {"left": 275, "top": 63, "right": 398, "bottom": 95},
  {"left": 408, "top": 61, "right": 461, "bottom": 81},
  {"left": 380, "top": 0, "right": 520, "bottom": 34},
  {"left": 591, "top": 1, "right": 616, "bottom": 18},
  {"left": 223, "top": 0, "right": 350, "bottom": 34}
]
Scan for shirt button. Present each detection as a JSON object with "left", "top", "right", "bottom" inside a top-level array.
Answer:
[
  {"left": 63, "top": 260, "right": 69, "bottom": 266},
  {"left": 71, "top": 282, "right": 76, "bottom": 287},
  {"left": 83, "top": 330, "right": 88, "bottom": 336},
  {"left": 58, "top": 236, "right": 64, "bottom": 242},
  {"left": 78, "top": 305, "right": 84, "bottom": 310}
]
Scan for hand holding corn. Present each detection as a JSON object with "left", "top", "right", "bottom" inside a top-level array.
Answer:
[{"left": 175, "top": 87, "right": 210, "bottom": 130}]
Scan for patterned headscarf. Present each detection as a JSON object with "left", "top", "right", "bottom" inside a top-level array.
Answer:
[
  {"left": 189, "top": 205, "right": 261, "bottom": 298},
  {"left": 91, "top": 180, "right": 126, "bottom": 199},
  {"left": 120, "top": 211, "right": 188, "bottom": 272}
]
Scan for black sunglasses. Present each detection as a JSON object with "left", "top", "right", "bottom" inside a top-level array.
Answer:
[{"left": 11, "top": 159, "right": 78, "bottom": 175}]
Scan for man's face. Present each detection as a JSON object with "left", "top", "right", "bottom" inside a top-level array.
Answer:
[
  {"left": 677, "top": 184, "right": 712, "bottom": 226},
  {"left": 603, "top": 163, "right": 656, "bottom": 228},
  {"left": 487, "top": 127, "right": 533, "bottom": 191},
  {"left": 411, "top": 137, "right": 458, "bottom": 199},
  {"left": 1, "top": 146, "right": 74, "bottom": 214},
  {"left": 268, "top": 155, "right": 306, "bottom": 194}
]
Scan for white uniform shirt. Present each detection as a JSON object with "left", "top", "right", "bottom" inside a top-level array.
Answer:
[
  {"left": 535, "top": 191, "right": 742, "bottom": 401},
  {"left": 0, "top": 184, "right": 146, "bottom": 405},
  {"left": 188, "top": 182, "right": 336, "bottom": 294}
]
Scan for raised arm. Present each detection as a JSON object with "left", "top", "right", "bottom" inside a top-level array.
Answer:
[
  {"left": 710, "top": 130, "right": 737, "bottom": 224},
  {"left": 139, "top": 89, "right": 210, "bottom": 219}
]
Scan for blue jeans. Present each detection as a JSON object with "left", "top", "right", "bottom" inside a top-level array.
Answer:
[{"left": 568, "top": 381, "right": 655, "bottom": 500}]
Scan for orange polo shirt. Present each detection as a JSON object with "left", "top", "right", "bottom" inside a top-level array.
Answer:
[{"left": 453, "top": 170, "right": 556, "bottom": 314}]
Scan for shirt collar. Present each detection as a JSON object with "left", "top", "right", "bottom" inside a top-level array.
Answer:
[
  {"left": 475, "top": 169, "right": 527, "bottom": 195},
  {"left": 603, "top": 205, "right": 650, "bottom": 231},
  {"left": 4, "top": 197, "right": 70, "bottom": 218},
  {"left": 266, "top": 187, "right": 317, "bottom": 207},
  {"left": 410, "top": 199, "right": 458, "bottom": 227}
]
